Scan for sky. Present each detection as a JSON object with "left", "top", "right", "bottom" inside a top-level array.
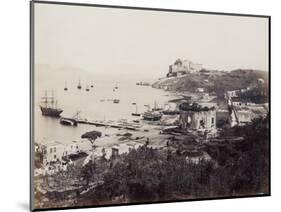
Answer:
[{"left": 34, "top": 3, "right": 269, "bottom": 79}]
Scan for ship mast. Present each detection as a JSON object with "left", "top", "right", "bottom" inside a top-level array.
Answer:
[
  {"left": 41, "top": 90, "right": 56, "bottom": 108},
  {"left": 132, "top": 103, "right": 138, "bottom": 114},
  {"left": 144, "top": 104, "right": 150, "bottom": 112},
  {"left": 44, "top": 90, "right": 48, "bottom": 107},
  {"left": 40, "top": 90, "right": 49, "bottom": 107},
  {"left": 77, "top": 79, "right": 82, "bottom": 89},
  {"left": 64, "top": 81, "right": 68, "bottom": 91},
  {"left": 51, "top": 90, "right": 55, "bottom": 106}
]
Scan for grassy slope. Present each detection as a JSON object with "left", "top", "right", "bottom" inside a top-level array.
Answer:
[{"left": 153, "top": 69, "right": 268, "bottom": 99}]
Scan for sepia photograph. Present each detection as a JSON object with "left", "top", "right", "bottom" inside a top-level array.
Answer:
[{"left": 31, "top": 1, "right": 270, "bottom": 210}]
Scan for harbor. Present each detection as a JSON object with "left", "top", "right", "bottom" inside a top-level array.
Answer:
[
  {"left": 31, "top": 4, "right": 270, "bottom": 209},
  {"left": 35, "top": 73, "right": 179, "bottom": 144},
  {"left": 34, "top": 63, "right": 269, "bottom": 209}
]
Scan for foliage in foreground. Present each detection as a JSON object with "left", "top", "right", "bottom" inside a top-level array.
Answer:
[{"left": 80, "top": 115, "right": 269, "bottom": 204}]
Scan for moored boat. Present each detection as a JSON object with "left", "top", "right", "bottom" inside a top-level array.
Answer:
[
  {"left": 40, "top": 90, "right": 63, "bottom": 118},
  {"left": 143, "top": 111, "right": 162, "bottom": 121},
  {"left": 113, "top": 99, "right": 120, "bottom": 104},
  {"left": 64, "top": 81, "right": 68, "bottom": 91},
  {"left": 59, "top": 117, "right": 78, "bottom": 126},
  {"left": 114, "top": 82, "right": 118, "bottom": 90},
  {"left": 77, "top": 80, "right": 82, "bottom": 89},
  {"left": 162, "top": 110, "right": 180, "bottom": 115},
  {"left": 131, "top": 102, "right": 141, "bottom": 116}
]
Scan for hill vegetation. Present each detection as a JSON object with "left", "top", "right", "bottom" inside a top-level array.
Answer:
[
  {"left": 75, "top": 116, "right": 269, "bottom": 206},
  {"left": 152, "top": 69, "right": 268, "bottom": 100}
]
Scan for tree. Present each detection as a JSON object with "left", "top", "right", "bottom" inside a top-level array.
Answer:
[{"left": 81, "top": 130, "right": 102, "bottom": 145}]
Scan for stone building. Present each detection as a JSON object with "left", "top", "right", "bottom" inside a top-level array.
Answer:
[
  {"left": 167, "top": 58, "right": 203, "bottom": 77},
  {"left": 179, "top": 103, "right": 216, "bottom": 133}
]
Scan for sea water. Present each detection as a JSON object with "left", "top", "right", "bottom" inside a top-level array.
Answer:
[{"left": 34, "top": 70, "right": 174, "bottom": 144}]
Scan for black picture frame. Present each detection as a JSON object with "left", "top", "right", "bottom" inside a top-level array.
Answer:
[{"left": 30, "top": 1, "right": 271, "bottom": 211}]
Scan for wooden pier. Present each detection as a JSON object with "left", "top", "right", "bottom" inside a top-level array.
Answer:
[{"left": 60, "top": 117, "right": 140, "bottom": 131}]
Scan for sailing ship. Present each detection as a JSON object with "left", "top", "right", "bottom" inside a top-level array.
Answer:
[
  {"left": 40, "top": 90, "right": 63, "bottom": 117},
  {"left": 151, "top": 101, "right": 163, "bottom": 111},
  {"left": 90, "top": 81, "right": 94, "bottom": 88},
  {"left": 64, "top": 81, "right": 68, "bottom": 91},
  {"left": 131, "top": 103, "right": 141, "bottom": 116},
  {"left": 114, "top": 82, "right": 118, "bottom": 90},
  {"left": 85, "top": 85, "right": 90, "bottom": 92},
  {"left": 77, "top": 80, "right": 82, "bottom": 89}
]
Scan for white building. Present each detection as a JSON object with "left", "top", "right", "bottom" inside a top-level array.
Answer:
[
  {"left": 236, "top": 110, "right": 252, "bottom": 125},
  {"left": 232, "top": 97, "right": 255, "bottom": 107},
  {"left": 63, "top": 141, "right": 80, "bottom": 157},
  {"left": 227, "top": 90, "right": 239, "bottom": 98},
  {"left": 189, "top": 62, "right": 203, "bottom": 73},
  {"left": 167, "top": 58, "right": 203, "bottom": 77},
  {"left": 42, "top": 141, "right": 65, "bottom": 164},
  {"left": 42, "top": 140, "right": 93, "bottom": 165}
]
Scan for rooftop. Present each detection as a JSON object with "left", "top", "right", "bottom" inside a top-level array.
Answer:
[
  {"left": 179, "top": 102, "right": 215, "bottom": 112},
  {"left": 42, "top": 141, "right": 64, "bottom": 147}
]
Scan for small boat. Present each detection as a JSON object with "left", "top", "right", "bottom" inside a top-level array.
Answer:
[
  {"left": 142, "top": 103, "right": 162, "bottom": 121},
  {"left": 77, "top": 80, "right": 82, "bottom": 89},
  {"left": 143, "top": 111, "right": 162, "bottom": 121},
  {"left": 85, "top": 85, "right": 90, "bottom": 92},
  {"left": 59, "top": 117, "right": 77, "bottom": 126},
  {"left": 131, "top": 103, "right": 141, "bottom": 116},
  {"left": 136, "top": 82, "right": 151, "bottom": 86},
  {"left": 113, "top": 99, "right": 120, "bottom": 104},
  {"left": 114, "top": 82, "right": 118, "bottom": 90},
  {"left": 64, "top": 81, "right": 68, "bottom": 91},
  {"left": 162, "top": 110, "right": 180, "bottom": 115},
  {"left": 132, "top": 113, "right": 141, "bottom": 116},
  {"left": 90, "top": 81, "right": 94, "bottom": 88}
]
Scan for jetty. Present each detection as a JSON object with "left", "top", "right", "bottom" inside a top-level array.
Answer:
[
  {"left": 79, "top": 120, "right": 140, "bottom": 131},
  {"left": 60, "top": 117, "right": 140, "bottom": 131}
]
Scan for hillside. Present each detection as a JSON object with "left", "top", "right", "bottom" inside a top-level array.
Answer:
[{"left": 152, "top": 69, "right": 269, "bottom": 100}]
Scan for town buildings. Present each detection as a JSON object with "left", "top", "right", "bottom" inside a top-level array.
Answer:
[
  {"left": 41, "top": 140, "right": 92, "bottom": 165},
  {"left": 41, "top": 141, "right": 65, "bottom": 164}
]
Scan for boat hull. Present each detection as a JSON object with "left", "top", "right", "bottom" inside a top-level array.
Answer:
[
  {"left": 143, "top": 112, "right": 162, "bottom": 121},
  {"left": 143, "top": 116, "right": 162, "bottom": 121},
  {"left": 40, "top": 106, "right": 63, "bottom": 117},
  {"left": 60, "top": 118, "right": 77, "bottom": 126},
  {"left": 131, "top": 113, "right": 141, "bottom": 116}
]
